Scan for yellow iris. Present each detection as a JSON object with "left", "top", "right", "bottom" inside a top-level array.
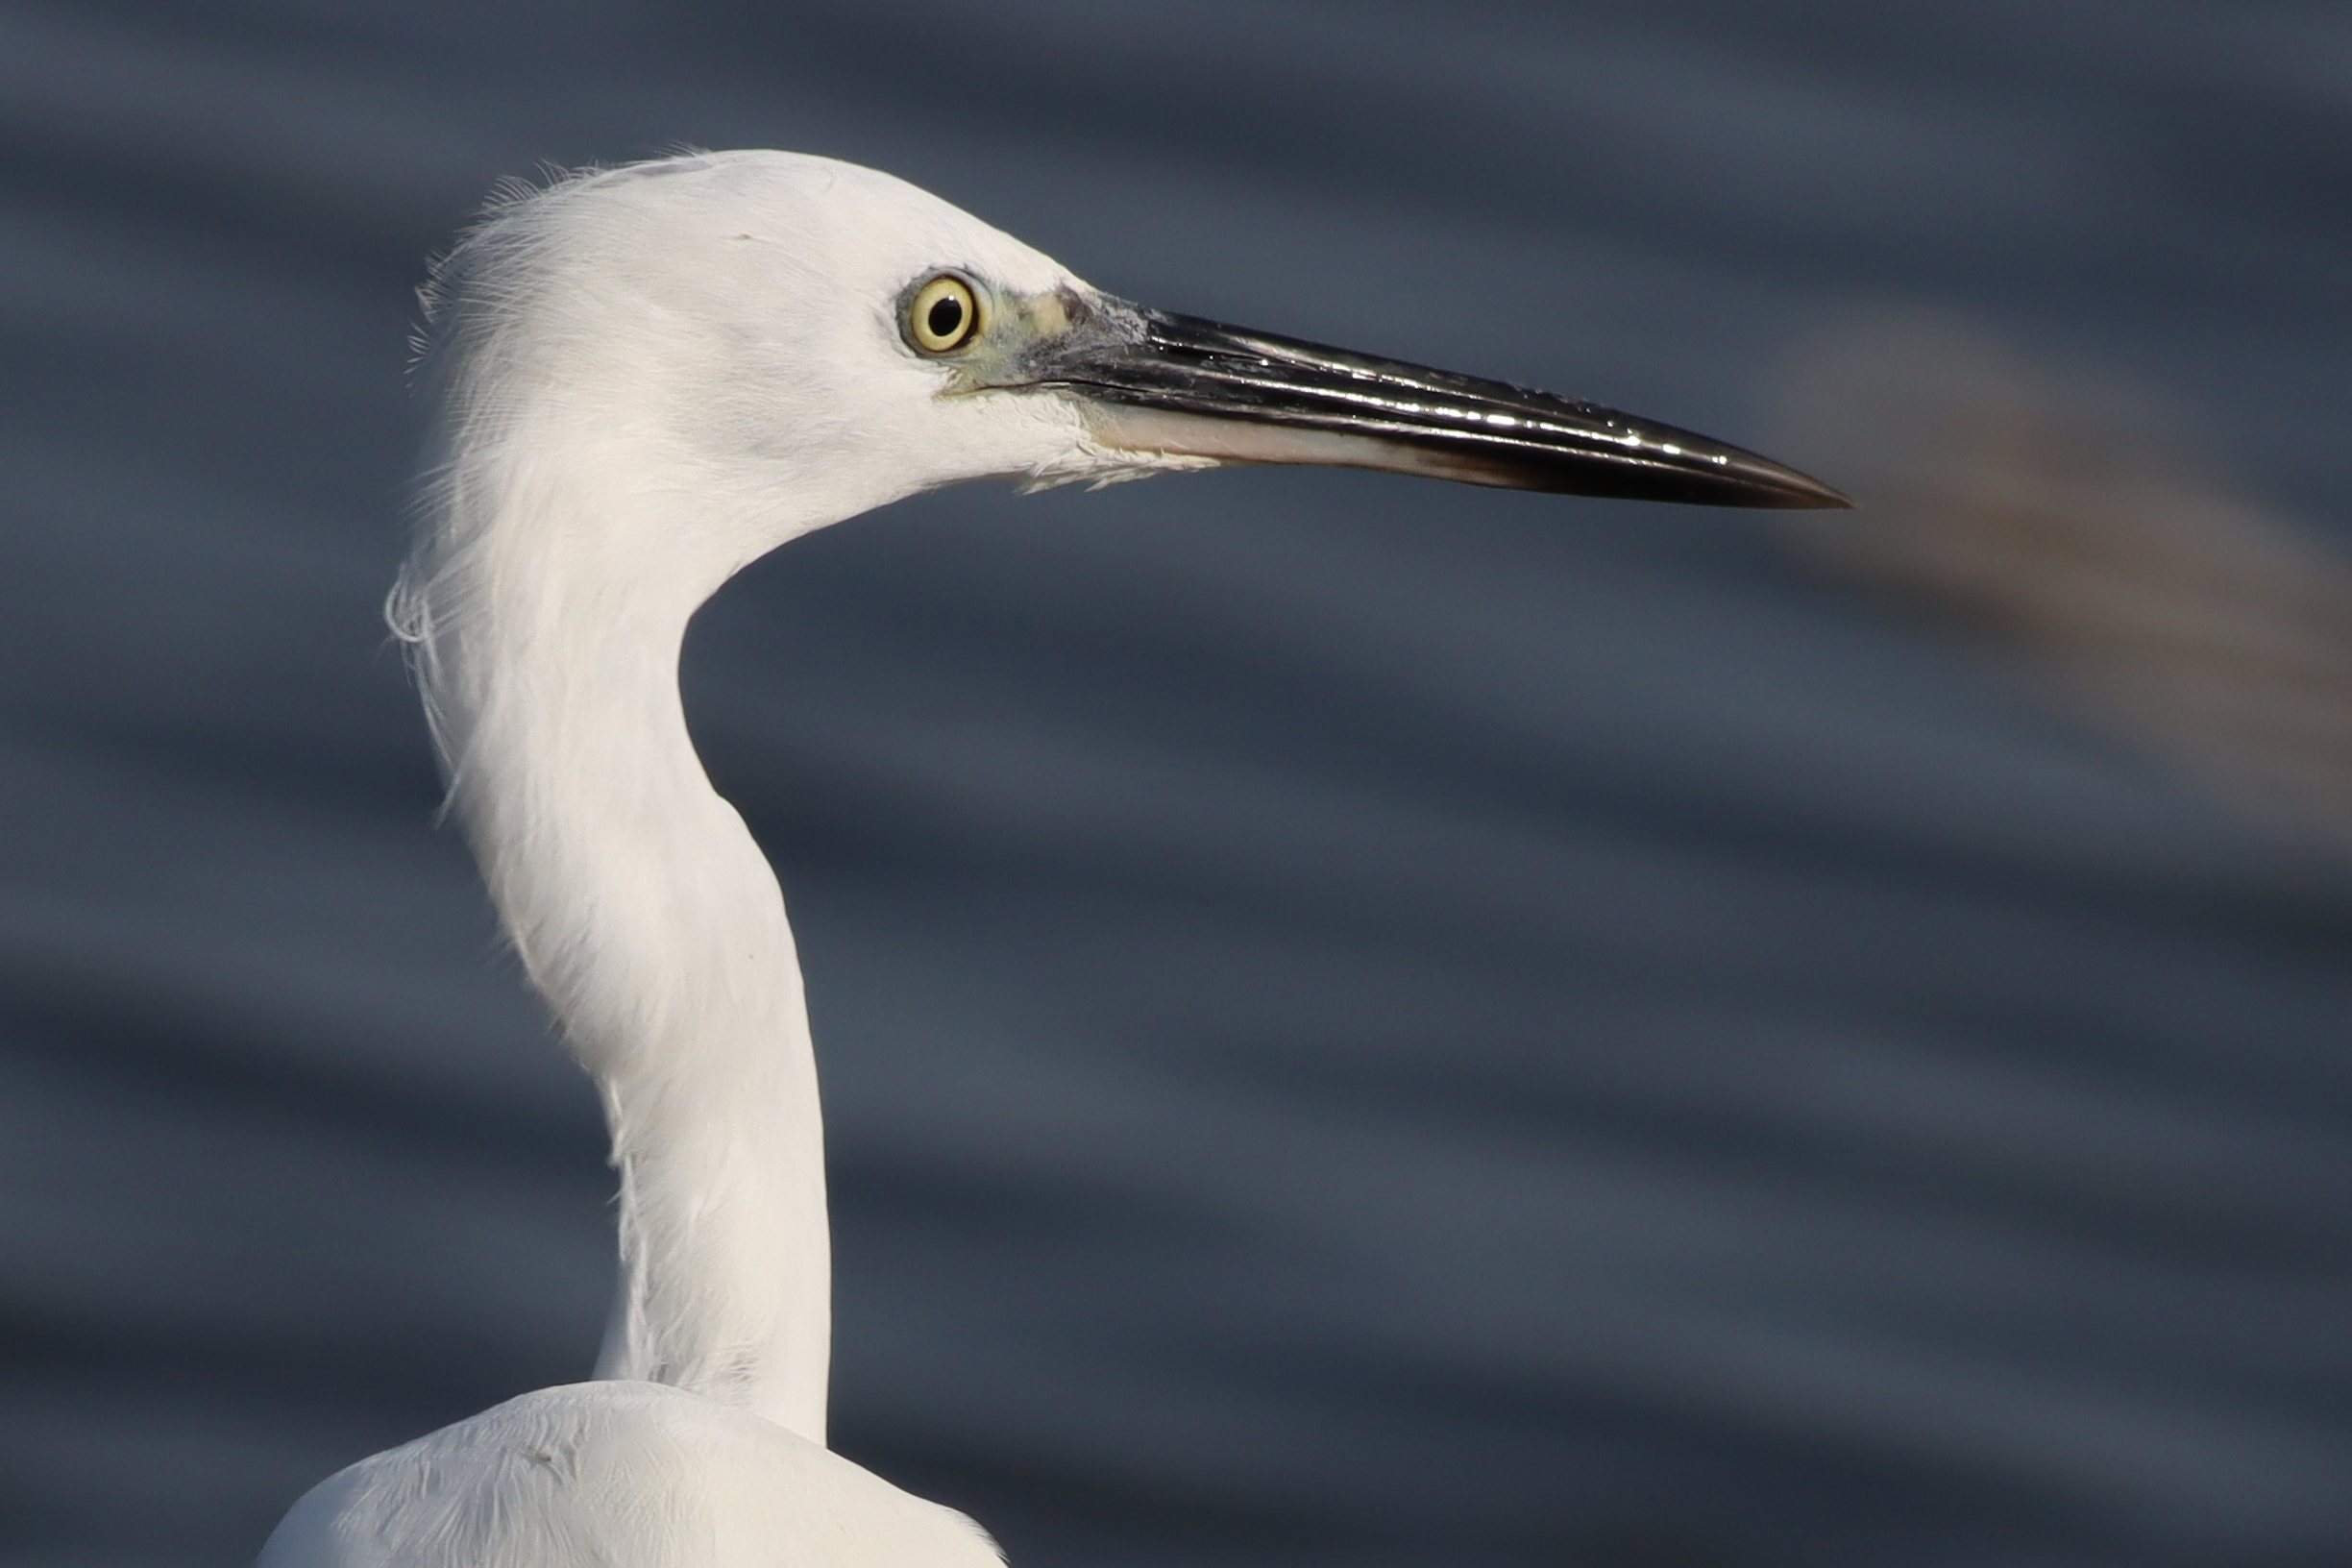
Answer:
[{"left": 907, "top": 274, "right": 982, "bottom": 354}]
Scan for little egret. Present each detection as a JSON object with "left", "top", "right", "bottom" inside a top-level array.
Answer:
[{"left": 256, "top": 150, "right": 1843, "bottom": 1568}]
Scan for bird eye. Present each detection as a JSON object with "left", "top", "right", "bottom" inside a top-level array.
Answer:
[{"left": 907, "top": 274, "right": 982, "bottom": 355}]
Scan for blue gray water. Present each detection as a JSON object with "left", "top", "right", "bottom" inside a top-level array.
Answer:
[{"left": 1, "top": 4, "right": 2347, "bottom": 1566}]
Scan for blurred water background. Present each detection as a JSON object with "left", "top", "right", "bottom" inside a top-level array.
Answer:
[{"left": 2, "top": 4, "right": 2348, "bottom": 1566}]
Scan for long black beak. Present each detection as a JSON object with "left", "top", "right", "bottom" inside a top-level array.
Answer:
[{"left": 1032, "top": 306, "right": 1848, "bottom": 509}]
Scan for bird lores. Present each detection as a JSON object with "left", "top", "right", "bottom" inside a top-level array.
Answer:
[{"left": 256, "top": 151, "right": 1843, "bottom": 1568}]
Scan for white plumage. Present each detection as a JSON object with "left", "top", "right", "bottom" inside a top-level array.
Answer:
[
  {"left": 262, "top": 1383, "right": 998, "bottom": 1568},
  {"left": 258, "top": 149, "right": 1837, "bottom": 1568}
]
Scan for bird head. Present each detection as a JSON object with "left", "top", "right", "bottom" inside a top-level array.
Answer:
[{"left": 415, "top": 149, "right": 1843, "bottom": 607}]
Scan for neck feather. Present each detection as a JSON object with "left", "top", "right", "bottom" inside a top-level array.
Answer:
[{"left": 399, "top": 416, "right": 831, "bottom": 1443}]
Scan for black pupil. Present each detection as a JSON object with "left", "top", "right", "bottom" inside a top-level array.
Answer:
[{"left": 926, "top": 294, "right": 965, "bottom": 340}]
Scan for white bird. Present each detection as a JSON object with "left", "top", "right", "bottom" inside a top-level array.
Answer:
[{"left": 255, "top": 150, "right": 1842, "bottom": 1568}]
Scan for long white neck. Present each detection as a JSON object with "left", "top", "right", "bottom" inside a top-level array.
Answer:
[
  {"left": 402, "top": 411, "right": 833, "bottom": 1444},
  {"left": 396, "top": 153, "right": 1123, "bottom": 1448}
]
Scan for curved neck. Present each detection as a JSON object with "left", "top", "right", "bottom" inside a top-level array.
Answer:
[{"left": 412, "top": 453, "right": 830, "bottom": 1443}]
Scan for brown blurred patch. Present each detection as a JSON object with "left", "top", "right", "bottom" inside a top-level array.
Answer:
[{"left": 1767, "top": 309, "right": 2352, "bottom": 850}]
